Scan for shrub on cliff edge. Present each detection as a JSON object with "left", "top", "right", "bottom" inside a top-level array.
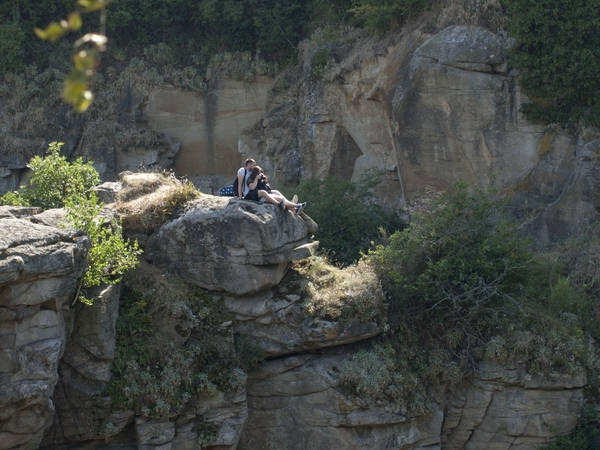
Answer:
[{"left": 0, "top": 141, "right": 141, "bottom": 304}]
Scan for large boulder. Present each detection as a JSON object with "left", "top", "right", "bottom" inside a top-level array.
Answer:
[
  {"left": 0, "top": 207, "right": 89, "bottom": 450},
  {"left": 145, "top": 195, "right": 318, "bottom": 295}
]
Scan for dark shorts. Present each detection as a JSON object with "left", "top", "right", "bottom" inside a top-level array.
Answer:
[{"left": 244, "top": 189, "right": 259, "bottom": 201}]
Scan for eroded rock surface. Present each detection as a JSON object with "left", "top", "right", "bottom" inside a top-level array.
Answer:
[
  {"left": 0, "top": 207, "right": 88, "bottom": 450},
  {"left": 146, "top": 195, "right": 318, "bottom": 295}
]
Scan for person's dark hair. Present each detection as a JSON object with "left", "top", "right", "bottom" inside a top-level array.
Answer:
[
  {"left": 248, "top": 165, "right": 263, "bottom": 185},
  {"left": 245, "top": 158, "right": 256, "bottom": 167}
]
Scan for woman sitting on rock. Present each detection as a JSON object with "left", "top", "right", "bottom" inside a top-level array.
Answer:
[{"left": 245, "top": 166, "right": 306, "bottom": 214}]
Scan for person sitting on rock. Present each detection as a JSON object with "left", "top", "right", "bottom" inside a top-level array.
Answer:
[
  {"left": 237, "top": 158, "right": 256, "bottom": 198},
  {"left": 245, "top": 166, "right": 306, "bottom": 214}
]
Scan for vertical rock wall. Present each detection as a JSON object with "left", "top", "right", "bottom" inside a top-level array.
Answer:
[{"left": 0, "top": 208, "right": 88, "bottom": 450}]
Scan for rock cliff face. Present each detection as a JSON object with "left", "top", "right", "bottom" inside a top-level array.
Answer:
[
  {"left": 0, "top": 183, "right": 589, "bottom": 449},
  {"left": 0, "top": 207, "right": 88, "bottom": 450},
  {"left": 240, "top": 24, "right": 599, "bottom": 246},
  {"left": 1, "top": 20, "right": 597, "bottom": 246}
]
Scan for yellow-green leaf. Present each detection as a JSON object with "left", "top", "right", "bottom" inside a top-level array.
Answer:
[
  {"left": 68, "top": 12, "right": 83, "bottom": 31},
  {"left": 73, "top": 90, "right": 94, "bottom": 112},
  {"left": 73, "top": 50, "right": 99, "bottom": 72},
  {"left": 63, "top": 78, "right": 87, "bottom": 103},
  {"left": 77, "top": 0, "right": 111, "bottom": 13},
  {"left": 34, "top": 22, "right": 68, "bottom": 43}
]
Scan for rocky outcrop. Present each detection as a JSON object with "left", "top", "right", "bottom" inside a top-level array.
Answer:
[
  {"left": 0, "top": 181, "right": 589, "bottom": 450},
  {"left": 240, "top": 352, "right": 443, "bottom": 450},
  {"left": 145, "top": 195, "right": 318, "bottom": 295},
  {"left": 0, "top": 207, "right": 88, "bottom": 450}
]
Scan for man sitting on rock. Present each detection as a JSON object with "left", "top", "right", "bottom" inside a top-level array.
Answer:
[{"left": 237, "top": 158, "right": 256, "bottom": 199}]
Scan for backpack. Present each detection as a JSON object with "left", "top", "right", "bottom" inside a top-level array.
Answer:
[{"left": 219, "top": 169, "right": 246, "bottom": 197}]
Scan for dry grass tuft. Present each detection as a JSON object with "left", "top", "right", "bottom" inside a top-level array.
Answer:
[
  {"left": 294, "top": 256, "right": 385, "bottom": 324},
  {"left": 117, "top": 171, "right": 200, "bottom": 236}
]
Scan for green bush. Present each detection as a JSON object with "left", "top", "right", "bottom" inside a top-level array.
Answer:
[
  {"left": 0, "top": 141, "right": 140, "bottom": 305},
  {"left": 504, "top": 0, "right": 600, "bottom": 127},
  {"left": 349, "top": 0, "right": 432, "bottom": 32},
  {"left": 364, "top": 182, "right": 594, "bottom": 402},
  {"left": 0, "top": 141, "right": 100, "bottom": 209},
  {"left": 368, "top": 182, "right": 532, "bottom": 335},
  {"left": 538, "top": 403, "right": 600, "bottom": 450},
  {"left": 293, "top": 174, "right": 403, "bottom": 266},
  {"left": 109, "top": 274, "right": 249, "bottom": 419},
  {"left": 66, "top": 195, "right": 141, "bottom": 302}
]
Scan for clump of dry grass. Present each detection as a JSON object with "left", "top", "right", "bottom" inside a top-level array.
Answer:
[
  {"left": 117, "top": 171, "right": 200, "bottom": 236},
  {"left": 294, "top": 256, "right": 385, "bottom": 324}
]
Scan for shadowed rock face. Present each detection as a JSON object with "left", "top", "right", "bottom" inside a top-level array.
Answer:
[
  {"left": 145, "top": 195, "right": 319, "bottom": 295},
  {"left": 0, "top": 207, "right": 89, "bottom": 450},
  {"left": 0, "top": 183, "right": 589, "bottom": 450}
]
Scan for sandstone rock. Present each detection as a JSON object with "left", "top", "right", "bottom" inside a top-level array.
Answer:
[
  {"left": 144, "top": 77, "right": 273, "bottom": 191},
  {"left": 240, "top": 352, "right": 443, "bottom": 450},
  {"left": 42, "top": 284, "right": 121, "bottom": 444},
  {"left": 521, "top": 138, "right": 600, "bottom": 247},
  {"left": 0, "top": 210, "right": 89, "bottom": 450},
  {"left": 443, "top": 360, "right": 586, "bottom": 450},
  {"left": 221, "top": 271, "right": 383, "bottom": 357},
  {"left": 145, "top": 195, "right": 318, "bottom": 295}
]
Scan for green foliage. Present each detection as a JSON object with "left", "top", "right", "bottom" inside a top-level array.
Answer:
[
  {"left": 504, "top": 0, "right": 600, "bottom": 127},
  {"left": 309, "top": 46, "right": 334, "bottom": 81},
  {"left": 66, "top": 195, "right": 141, "bottom": 291},
  {"left": 349, "top": 0, "right": 432, "bottom": 32},
  {"left": 31, "top": 0, "right": 111, "bottom": 112},
  {"left": 109, "top": 274, "right": 249, "bottom": 420},
  {"left": 15, "top": 142, "right": 99, "bottom": 209},
  {"left": 368, "top": 182, "right": 531, "bottom": 333},
  {"left": 107, "top": 0, "right": 311, "bottom": 64},
  {"left": 0, "top": 141, "right": 140, "bottom": 304},
  {"left": 364, "top": 182, "right": 594, "bottom": 405},
  {"left": 294, "top": 174, "right": 403, "bottom": 266},
  {"left": 338, "top": 344, "right": 400, "bottom": 399}
]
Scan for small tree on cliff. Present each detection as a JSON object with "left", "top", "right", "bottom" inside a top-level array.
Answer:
[{"left": 0, "top": 141, "right": 141, "bottom": 304}]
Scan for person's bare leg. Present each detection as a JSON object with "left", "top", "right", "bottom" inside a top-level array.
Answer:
[{"left": 258, "top": 190, "right": 281, "bottom": 206}]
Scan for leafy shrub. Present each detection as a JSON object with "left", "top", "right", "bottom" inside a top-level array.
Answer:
[
  {"left": 349, "top": 0, "right": 432, "bottom": 33},
  {"left": 0, "top": 142, "right": 140, "bottom": 304},
  {"left": 294, "top": 174, "right": 403, "bottom": 266},
  {"left": 538, "top": 403, "right": 600, "bottom": 450},
  {"left": 504, "top": 0, "right": 600, "bottom": 127},
  {"left": 0, "top": 23, "right": 25, "bottom": 75},
  {"left": 66, "top": 195, "right": 141, "bottom": 302},
  {"left": 368, "top": 181, "right": 532, "bottom": 337},
  {"left": 338, "top": 344, "right": 399, "bottom": 399},
  {"left": 364, "top": 182, "right": 594, "bottom": 404},
  {"left": 109, "top": 268, "right": 249, "bottom": 419},
  {"left": 309, "top": 46, "right": 334, "bottom": 81},
  {"left": 0, "top": 142, "right": 99, "bottom": 209}
]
